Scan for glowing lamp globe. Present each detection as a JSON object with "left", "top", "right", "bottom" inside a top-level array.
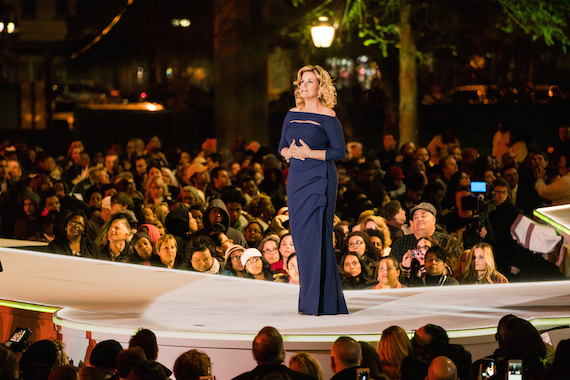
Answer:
[{"left": 311, "top": 17, "right": 335, "bottom": 48}]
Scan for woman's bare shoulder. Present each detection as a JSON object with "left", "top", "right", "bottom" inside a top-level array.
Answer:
[{"left": 322, "top": 107, "right": 336, "bottom": 117}]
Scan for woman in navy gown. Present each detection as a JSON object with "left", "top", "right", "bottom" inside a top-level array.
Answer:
[{"left": 278, "top": 65, "right": 348, "bottom": 315}]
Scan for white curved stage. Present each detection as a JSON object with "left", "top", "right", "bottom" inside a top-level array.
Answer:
[{"left": 1, "top": 247, "right": 570, "bottom": 379}]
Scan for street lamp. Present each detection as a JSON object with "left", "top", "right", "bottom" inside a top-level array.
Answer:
[
  {"left": 311, "top": 16, "right": 335, "bottom": 48},
  {"left": 0, "top": 21, "right": 16, "bottom": 34}
]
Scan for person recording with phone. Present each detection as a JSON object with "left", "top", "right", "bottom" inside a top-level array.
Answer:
[
  {"left": 486, "top": 316, "right": 549, "bottom": 380},
  {"left": 400, "top": 236, "right": 436, "bottom": 286}
]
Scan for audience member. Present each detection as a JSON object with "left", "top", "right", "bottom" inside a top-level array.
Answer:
[
  {"left": 426, "top": 356, "right": 458, "bottom": 380},
  {"left": 232, "top": 326, "right": 315, "bottom": 380},
  {"left": 547, "top": 339, "right": 570, "bottom": 380},
  {"left": 196, "top": 198, "right": 247, "bottom": 247},
  {"left": 391, "top": 203, "right": 461, "bottom": 263},
  {"left": 380, "top": 200, "right": 406, "bottom": 243},
  {"left": 116, "top": 348, "right": 147, "bottom": 379},
  {"left": 19, "top": 339, "right": 63, "bottom": 380},
  {"left": 173, "top": 349, "right": 211, "bottom": 380},
  {"left": 289, "top": 352, "right": 324, "bottom": 380},
  {"left": 48, "top": 210, "right": 97, "bottom": 258},
  {"left": 373, "top": 256, "right": 403, "bottom": 289},
  {"left": 184, "top": 235, "right": 222, "bottom": 274},
  {"left": 330, "top": 336, "right": 362, "bottom": 380},
  {"left": 340, "top": 252, "right": 374, "bottom": 289},
  {"left": 378, "top": 326, "right": 412, "bottom": 379},
  {"left": 460, "top": 243, "right": 508, "bottom": 284},
  {"left": 0, "top": 344, "right": 19, "bottom": 380},
  {"left": 411, "top": 324, "right": 449, "bottom": 362},
  {"left": 125, "top": 360, "right": 167, "bottom": 380},
  {"left": 359, "top": 341, "right": 390, "bottom": 380},
  {"left": 79, "top": 339, "right": 122, "bottom": 380},
  {"left": 222, "top": 244, "right": 246, "bottom": 277},
  {"left": 47, "top": 366, "right": 79, "bottom": 380},
  {"left": 423, "top": 246, "right": 459, "bottom": 286}
]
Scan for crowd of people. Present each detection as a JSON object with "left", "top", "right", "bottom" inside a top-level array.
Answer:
[
  {"left": 0, "top": 122, "right": 569, "bottom": 287},
  {"left": 1, "top": 124, "right": 570, "bottom": 379},
  {"left": 2, "top": 315, "right": 570, "bottom": 380}
]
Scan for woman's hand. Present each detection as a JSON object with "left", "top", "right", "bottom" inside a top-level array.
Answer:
[
  {"left": 295, "top": 139, "right": 314, "bottom": 160},
  {"left": 286, "top": 139, "right": 326, "bottom": 161},
  {"left": 288, "top": 139, "right": 306, "bottom": 161}
]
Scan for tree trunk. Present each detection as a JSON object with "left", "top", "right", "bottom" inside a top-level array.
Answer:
[
  {"left": 398, "top": 0, "right": 419, "bottom": 144},
  {"left": 214, "top": 0, "right": 269, "bottom": 148}
]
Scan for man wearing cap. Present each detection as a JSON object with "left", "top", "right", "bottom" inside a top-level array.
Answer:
[
  {"left": 187, "top": 160, "right": 209, "bottom": 204},
  {"left": 391, "top": 202, "right": 461, "bottom": 263}
]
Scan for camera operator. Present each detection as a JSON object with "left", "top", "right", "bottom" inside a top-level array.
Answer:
[
  {"left": 488, "top": 178, "right": 525, "bottom": 279},
  {"left": 441, "top": 186, "right": 496, "bottom": 250}
]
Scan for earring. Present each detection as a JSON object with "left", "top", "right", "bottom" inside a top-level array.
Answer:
[{"left": 318, "top": 92, "right": 322, "bottom": 98}]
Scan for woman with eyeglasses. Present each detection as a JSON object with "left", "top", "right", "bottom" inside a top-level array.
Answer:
[
  {"left": 240, "top": 248, "right": 283, "bottom": 281},
  {"left": 344, "top": 231, "right": 381, "bottom": 280},
  {"left": 210, "top": 231, "right": 234, "bottom": 261},
  {"left": 423, "top": 246, "right": 459, "bottom": 286},
  {"left": 400, "top": 236, "right": 437, "bottom": 286},
  {"left": 258, "top": 235, "right": 285, "bottom": 274},
  {"left": 48, "top": 210, "right": 97, "bottom": 258},
  {"left": 222, "top": 244, "right": 246, "bottom": 277}
]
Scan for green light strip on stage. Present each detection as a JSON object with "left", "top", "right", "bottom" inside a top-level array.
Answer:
[
  {"left": 534, "top": 208, "right": 570, "bottom": 236},
  {"left": 531, "top": 318, "right": 570, "bottom": 327},
  {"left": 0, "top": 300, "right": 59, "bottom": 313}
]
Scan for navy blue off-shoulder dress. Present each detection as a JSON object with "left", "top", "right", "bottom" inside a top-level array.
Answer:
[{"left": 278, "top": 111, "right": 348, "bottom": 315}]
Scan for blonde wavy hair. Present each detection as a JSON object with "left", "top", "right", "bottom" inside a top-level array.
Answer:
[
  {"left": 462, "top": 242, "right": 504, "bottom": 284},
  {"left": 358, "top": 215, "right": 392, "bottom": 249},
  {"left": 289, "top": 352, "right": 324, "bottom": 380},
  {"left": 145, "top": 177, "right": 169, "bottom": 205},
  {"left": 293, "top": 65, "right": 337, "bottom": 109},
  {"left": 378, "top": 325, "right": 413, "bottom": 379}
]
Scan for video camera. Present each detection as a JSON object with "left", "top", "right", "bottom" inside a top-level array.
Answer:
[{"left": 460, "top": 181, "right": 495, "bottom": 249}]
